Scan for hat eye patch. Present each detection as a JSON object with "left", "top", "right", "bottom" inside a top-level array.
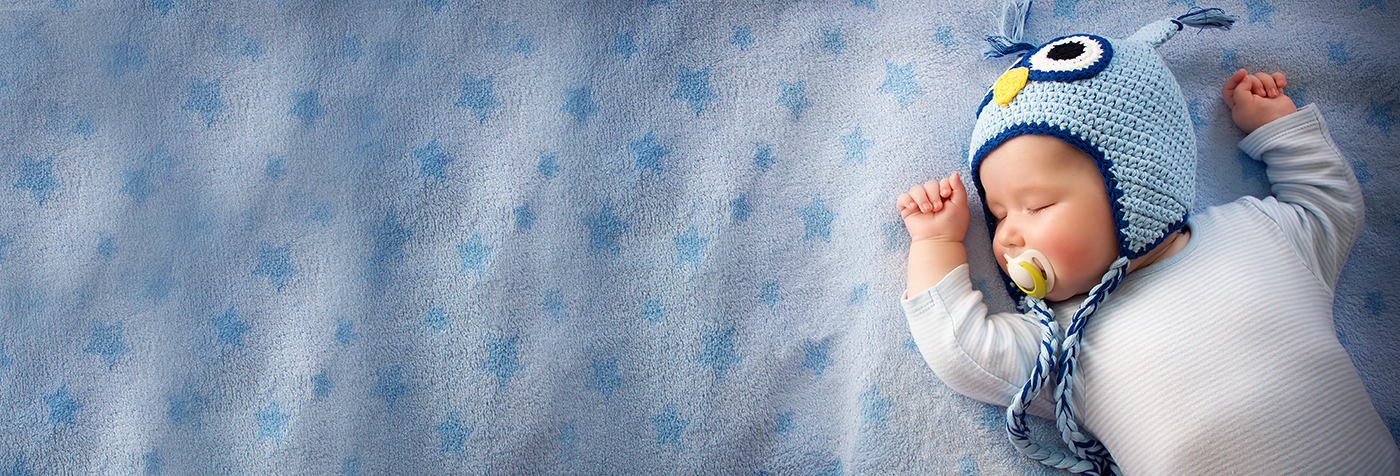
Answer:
[{"left": 1023, "top": 35, "right": 1112, "bottom": 82}]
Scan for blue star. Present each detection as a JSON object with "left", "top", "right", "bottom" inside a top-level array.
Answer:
[
  {"left": 1053, "top": 0, "right": 1080, "bottom": 18},
  {"left": 513, "top": 33, "right": 537, "bottom": 58},
  {"left": 731, "top": 195, "right": 752, "bottom": 222},
  {"left": 144, "top": 449, "right": 164, "bottom": 475},
  {"left": 849, "top": 283, "right": 869, "bottom": 308},
  {"left": 933, "top": 25, "right": 957, "bottom": 49},
  {"left": 312, "top": 369, "right": 333, "bottom": 398},
  {"left": 800, "top": 195, "right": 836, "bottom": 242},
  {"left": 97, "top": 234, "right": 118, "bottom": 258},
  {"left": 590, "top": 356, "right": 621, "bottom": 401},
  {"left": 84, "top": 321, "right": 129, "bottom": 369},
  {"left": 343, "top": 36, "right": 364, "bottom": 62},
  {"left": 674, "top": 226, "right": 707, "bottom": 266},
  {"left": 290, "top": 90, "right": 324, "bottom": 128},
  {"left": 437, "top": 412, "right": 472, "bottom": 454},
  {"left": 563, "top": 87, "right": 597, "bottom": 125},
  {"left": 1368, "top": 99, "right": 1395, "bottom": 138},
  {"left": 0, "top": 235, "right": 10, "bottom": 264},
  {"left": 415, "top": 139, "right": 452, "bottom": 179},
  {"left": 882, "top": 221, "right": 910, "bottom": 252},
  {"left": 879, "top": 61, "right": 923, "bottom": 108},
  {"left": 822, "top": 29, "right": 845, "bottom": 55},
  {"left": 775, "top": 411, "right": 795, "bottom": 439},
  {"left": 425, "top": 306, "right": 448, "bottom": 332},
  {"left": 699, "top": 327, "right": 739, "bottom": 381},
  {"left": 615, "top": 32, "right": 637, "bottom": 60},
  {"left": 543, "top": 290, "right": 567, "bottom": 320},
  {"left": 958, "top": 456, "right": 978, "bottom": 476},
  {"left": 211, "top": 307, "right": 249, "bottom": 348},
  {"left": 335, "top": 319, "right": 358, "bottom": 345},
  {"left": 340, "top": 457, "right": 361, "bottom": 476},
  {"left": 673, "top": 65, "right": 717, "bottom": 116},
  {"left": 584, "top": 204, "right": 627, "bottom": 254},
  {"left": 558, "top": 420, "right": 579, "bottom": 453},
  {"left": 166, "top": 391, "right": 208, "bottom": 426},
  {"left": 538, "top": 153, "right": 559, "bottom": 178},
  {"left": 183, "top": 77, "right": 227, "bottom": 127},
  {"left": 853, "top": 0, "right": 876, "bottom": 10},
  {"left": 1245, "top": 0, "right": 1275, "bottom": 26},
  {"left": 256, "top": 401, "right": 289, "bottom": 441},
  {"left": 859, "top": 384, "right": 892, "bottom": 425},
  {"left": 483, "top": 334, "right": 522, "bottom": 388},
  {"left": 778, "top": 81, "right": 811, "bottom": 121},
  {"left": 106, "top": 42, "right": 147, "bottom": 77},
  {"left": 242, "top": 36, "right": 264, "bottom": 61},
  {"left": 1365, "top": 291, "right": 1387, "bottom": 316},
  {"left": 731, "top": 26, "right": 753, "bottom": 50},
  {"left": 376, "top": 365, "right": 405, "bottom": 410},
  {"left": 1188, "top": 99, "right": 1208, "bottom": 133},
  {"left": 753, "top": 144, "right": 775, "bottom": 170},
  {"left": 979, "top": 402, "right": 1003, "bottom": 431},
  {"left": 122, "top": 168, "right": 156, "bottom": 204},
  {"left": 424, "top": 0, "right": 448, "bottom": 12},
  {"left": 365, "top": 212, "right": 411, "bottom": 287},
  {"left": 1352, "top": 160, "right": 1372, "bottom": 186},
  {"left": 264, "top": 156, "right": 285, "bottom": 181},
  {"left": 515, "top": 203, "right": 536, "bottom": 231},
  {"left": 1219, "top": 48, "right": 1240, "bottom": 71},
  {"left": 641, "top": 298, "right": 664, "bottom": 324},
  {"left": 841, "top": 126, "right": 872, "bottom": 164},
  {"left": 802, "top": 339, "right": 833, "bottom": 379},
  {"left": 45, "top": 385, "right": 81, "bottom": 425},
  {"left": 1328, "top": 41, "right": 1351, "bottom": 66},
  {"left": 816, "top": 460, "right": 845, "bottom": 476},
  {"left": 0, "top": 340, "right": 11, "bottom": 371},
  {"left": 15, "top": 156, "right": 57, "bottom": 206},
  {"left": 72, "top": 115, "right": 95, "bottom": 139},
  {"left": 456, "top": 74, "right": 499, "bottom": 123},
  {"left": 652, "top": 404, "right": 688, "bottom": 447},
  {"left": 458, "top": 234, "right": 491, "bottom": 273},
  {"left": 1360, "top": 0, "right": 1385, "bottom": 10},
  {"left": 3, "top": 456, "right": 31, "bottom": 476},
  {"left": 758, "top": 280, "right": 782, "bottom": 308},
  {"left": 253, "top": 242, "right": 296, "bottom": 291},
  {"left": 631, "top": 131, "right": 671, "bottom": 172}
]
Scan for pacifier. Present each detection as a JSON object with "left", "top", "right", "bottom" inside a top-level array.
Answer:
[{"left": 1004, "top": 250, "right": 1056, "bottom": 299}]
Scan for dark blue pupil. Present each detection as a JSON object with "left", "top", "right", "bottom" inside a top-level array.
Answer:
[{"left": 1047, "top": 42, "right": 1085, "bottom": 60}]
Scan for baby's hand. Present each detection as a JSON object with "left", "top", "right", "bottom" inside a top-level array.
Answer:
[
  {"left": 897, "top": 172, "right": 969, "bottom": 244},
  {"left": 1222, "top": 69, "right": 1298, "bottom": 134}
]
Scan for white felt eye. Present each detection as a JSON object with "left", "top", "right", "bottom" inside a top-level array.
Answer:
[{"left": 1024, "top": 35, "right": 1112, "bottom": 82}]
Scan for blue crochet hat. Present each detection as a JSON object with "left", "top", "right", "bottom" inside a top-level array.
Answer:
[{"left": 969, "top": 19, "right": 1199, "bottom": 263}]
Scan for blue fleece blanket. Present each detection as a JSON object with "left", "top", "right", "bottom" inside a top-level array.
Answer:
[{"left": 2, "top": 0, "right": 1396, "bottom": 474}]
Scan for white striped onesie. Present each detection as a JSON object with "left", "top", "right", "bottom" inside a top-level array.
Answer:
[{"left": 902, "top": 105, "right": 1400, "bottom": 475}]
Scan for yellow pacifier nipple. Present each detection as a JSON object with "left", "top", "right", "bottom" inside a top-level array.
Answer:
[{"left": 1005, "top": 250, "right": 1056, "bottom": 299}]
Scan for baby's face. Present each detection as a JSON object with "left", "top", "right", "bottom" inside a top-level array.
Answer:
[{"left": 980, "top": 135, "right": 1119, "bottom": 302}]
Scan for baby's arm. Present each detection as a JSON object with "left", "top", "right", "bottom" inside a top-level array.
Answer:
[
  {"left": 898, "top": 173, "right": 970, "bottom": 297},
  {"left": 1223, "top": 69, "right": 1363, "bottom": 289}
]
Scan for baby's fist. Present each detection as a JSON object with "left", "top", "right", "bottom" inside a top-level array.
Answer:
[
  {"left": 897, "top": 173, "right": 969, "bottom": 244},
  {"left": 1222, "top": 69, "right": 1298, "bottom": 134}
]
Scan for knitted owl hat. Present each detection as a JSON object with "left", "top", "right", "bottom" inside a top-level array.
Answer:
[{"left": 966, "top": 4, "right": 1234, "bottom": 475}]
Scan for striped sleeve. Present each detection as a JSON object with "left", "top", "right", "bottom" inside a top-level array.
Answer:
[
  {"left": 1237, "top": 104, "right": 1363, "bottom": 290},
  {"left": 902, "top": 264, "right": 1056, "bottom": 419}
]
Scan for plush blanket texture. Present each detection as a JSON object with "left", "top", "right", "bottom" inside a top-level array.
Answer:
[{"left": 1, "top": 0, "right": 1396, "bottom": 474}]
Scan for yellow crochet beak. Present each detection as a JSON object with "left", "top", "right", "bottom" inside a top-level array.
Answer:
[{"left": 993, "top": 67, "right": 1029, "bottom": 107}]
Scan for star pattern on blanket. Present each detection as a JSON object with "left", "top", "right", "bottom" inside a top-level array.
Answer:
[
  {"left": 84, "top": 320, "right": 129, "bottom": 370},
  {"left": 822, "top": 30, "right": 845, "bottom": 56},
  {"left": 584, "top": 205, "right": 627, "bottom": 254},
  {"left": 105, "top": 42, "right": 147, "bottom": 76},
  {"left": 673, "top": 225, "right": 707, "bottom": 266},
  {"left": 1367, "top": 99, "right": 1395, "bottom": 138},
  {"left": 1053, "top": 0, "right": 1081, "bottom": 18},
  {"left": 859, "top": 384, "right": 892, "bottom": 426},
  {"left": 775, "top": 411, "right": 795, "bottom": 439},
  {"left": 802, "top": 339, "right": 833, "bottom": 379},
  {"left": 777, "top": 81, "right": 811, "bottom": 121},
  {"left": 438, "top": 411, "right": 472, "bottom": 454},
  {"left": 425, "top": 306, "right": 448, "bottom": 331},
  {"left": 642, "top": 298, "right": 664, "bottom": 324},
  {"left": 254, "top": 242, "right": 296, "bottom": 291},
  {"left": 211, "top": 307, "right": 249, "bottom": 348},
  {"left": 652, "top": 404, "right": 688, "bottom": 447},
  {"left": 1245, "top": 0, "right": 1276, "bottom": 26},
  {"left": 514, "top": 203, "right": 536, "bottom": 230},
  {"left": 800, "top": 196, "right": 836, "bottom": 242},
  {"left": 698, "top": 326, "right": 738, "bottom": 380},
  {"left": 183, "top": 78, "right": 227, "bottom": 127},
  {"left": 483, "top": 333, "right": 522, "bottom": 388},
  {"left": 758, "top": 280, "right": 782, "bottom": 308},
  {"left": 365, "top": 212, "right": 411, "bottom": 287},
  {"left": 631, "top": 131, "right": 671, "bottom": 172},
  {"left": 312, "top": 369, "right": 333, "bottom": 398},
  {"left": 14, "top": 156, "right": 57, "bottom": 206},
  {"left": 1328, "top": 41, "right": 1352, "bottom": 66},
  {"left": 290, "top": 90, "right": 325, "bottom": 128},
  {"left": 673, "top": 65, "right": 717, "bottom": 116},
  {"left": 456, "top": 74, "right": 499, "bottom": 123},
  {"left": 879, "top": 61, "right": 923, "bottom": 108},
  {"left": 615, "top": 32, "right": 637, "bottom": 60},
  {"left": 45, "top": 385, "right": 81, "bottom": 425},
  {"left": 731, "top": 195, "right": 752, "bottom": 222},
  {"left": 458, "top": 234, "right": 491, "bottom": 273},
  {"left": 841, "top": 126, "right": 871, "bottom": 164},
  {"left": 144, "top": 450, "right": 164, "bottom": 476},
  {"left": 256, "top": 401, "right": 289, "bottom": 441},
  {"left": 731, "top": 26, "right": 753, "bottom": 50},
  {"left": 563, "top": 87, "right": 597, "bottom": 125},
  {"left": 376, "top": 365, "right": 405, "bottom": 410},
  {"left": 335, "top": 320, "right": 359, "bottom": 345},
  {"left": 590, "top": 356, "right": 621, "bottom": 401}
]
